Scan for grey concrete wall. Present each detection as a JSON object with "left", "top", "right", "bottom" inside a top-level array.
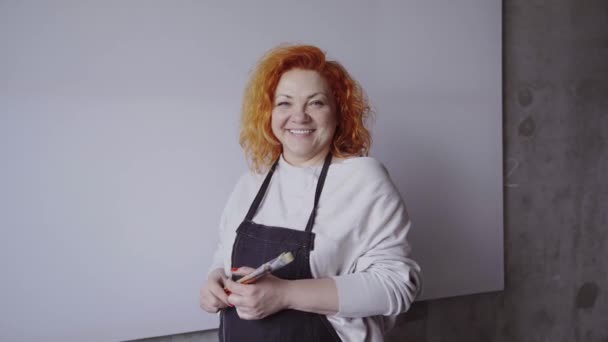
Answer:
[
  {"left": 129, "top": 0, "right": 608, "bottom": 341},
  {"left": 420, "top": 0, "right": 608, "bottom": 341}
]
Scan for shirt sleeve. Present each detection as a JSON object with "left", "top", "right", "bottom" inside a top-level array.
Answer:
[
  {"left": 207, "top": 208, "right": 228, "bottom": 275},
  {"left": 331, "top": 186, "right": 422, "bottom": 318},
  {"left": 207, "top": 172, "right": 250, "bottom": 276}
]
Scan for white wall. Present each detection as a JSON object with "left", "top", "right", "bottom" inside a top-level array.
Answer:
[{"left": 0, "top": 1, "right": 503, "bottom": 341}]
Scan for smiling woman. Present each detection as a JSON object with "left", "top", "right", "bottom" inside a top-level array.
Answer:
[
  {"left": 238, "top": 44, "right": 372, "bottom": 173},
  {"left": 271, "top": 69, "right": 338, "bottom": 167},
  {"left": 199, "top": 44, "right": 422, "bottom": 342}
]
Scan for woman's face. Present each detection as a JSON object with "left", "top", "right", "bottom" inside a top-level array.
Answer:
[{"left": 271, "top": 69, "right": 337, "bottom": 166}]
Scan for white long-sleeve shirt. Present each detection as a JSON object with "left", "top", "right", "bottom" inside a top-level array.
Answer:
[{"left": 210, "top": 155, "right": 422, "bottom": 342}]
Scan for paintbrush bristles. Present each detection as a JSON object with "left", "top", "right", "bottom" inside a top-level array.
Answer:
[
  {"left": 276, "top": 251, "right": 294, "bottom": 265},
  {"left": 236, "top": 251, "right": 295, "bottom": 285}
]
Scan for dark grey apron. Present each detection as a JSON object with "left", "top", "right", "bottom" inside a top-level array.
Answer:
[{"left": 219, "top": 152, "right": 341, "bottom": 341}]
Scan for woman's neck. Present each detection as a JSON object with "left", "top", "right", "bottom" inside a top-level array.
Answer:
[{"left": 282, "top": 150, "right": 329, "bottom": 168}]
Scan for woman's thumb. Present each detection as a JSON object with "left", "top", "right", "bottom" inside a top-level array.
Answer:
[{"left": 231, "top": 266, "right": 255, "bottom": 276}]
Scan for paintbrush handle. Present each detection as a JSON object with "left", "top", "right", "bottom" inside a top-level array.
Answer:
[{"left": 236, "top": 251, "right": 295, "bottom": 284}]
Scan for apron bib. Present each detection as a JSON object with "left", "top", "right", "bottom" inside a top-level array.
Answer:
[{"left": 219, "top": 153, "right": 341, "bottom": 342}]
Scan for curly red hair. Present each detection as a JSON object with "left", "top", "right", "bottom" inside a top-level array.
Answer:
[{"left": 240, "top": 44, "right": 372, "bottom": 173}]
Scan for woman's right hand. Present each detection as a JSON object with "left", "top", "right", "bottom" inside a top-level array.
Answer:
[{"left": 200, "top": 268, "right": 231, "bottom": 313}]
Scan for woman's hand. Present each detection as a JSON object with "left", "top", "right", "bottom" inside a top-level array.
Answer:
[
  {"left": 224, "top": 267, "right": 290, "bottom": 320},
  {"left": 199, "top": 268, "right": 230, "bottom": 313}
]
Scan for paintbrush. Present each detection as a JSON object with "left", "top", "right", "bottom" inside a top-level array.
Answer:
[
  {"left": 224, "top": 251, "right": 295, "bottom": 295},
  {"left": 236, "top": 251, "right": 295, "bottom": 284}
]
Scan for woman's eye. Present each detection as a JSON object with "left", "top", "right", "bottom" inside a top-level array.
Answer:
[
  {"left": 276, "top": 102, "right": 290, "bottom": 107},
  {"left": 310, "top": 100, "right": 324, "bottom": 106}
]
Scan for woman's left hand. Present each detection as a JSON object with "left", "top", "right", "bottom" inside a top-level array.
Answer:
[{"left": 224, "top": 267, "right": 290, "bottom": 320}]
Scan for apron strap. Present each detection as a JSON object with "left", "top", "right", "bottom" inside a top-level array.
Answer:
[
  {"left": 244, "top": 158, "right": 280, "bottom": 221},
  {"left": 304, "top": 152, "right": 332, "bottom": 233},
  {"left": 244, "top": 152, "right": 332, "bottom": 232}
]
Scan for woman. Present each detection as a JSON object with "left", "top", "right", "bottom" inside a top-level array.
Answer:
[{"left": 200, "top": 44, "right": 421, "bottom": 342}]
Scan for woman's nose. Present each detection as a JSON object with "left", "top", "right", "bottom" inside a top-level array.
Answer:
[{"left": 290, "top": 105, "right": 311, "bottom": 123}]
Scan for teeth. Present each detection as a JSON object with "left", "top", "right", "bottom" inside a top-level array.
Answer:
[{"left": 289, "top": 129, "right": 314, "bottom": 135}]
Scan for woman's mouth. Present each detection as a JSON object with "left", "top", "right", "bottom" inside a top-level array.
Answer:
[{"left": 288, "top": 129, "right": 315, "bottom": 135}]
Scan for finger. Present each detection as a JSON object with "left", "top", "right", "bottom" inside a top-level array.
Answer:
[
  {"left": 210, "top": 272, "right": 228, "bottom": 286},
  {"left": 236, "top": 307, "right": 256, "bottom": 320},
  {"left": 224, "top": 277, "right": 251, "bottom": 295},
  {"left": 235, "top": 307, "right": 248, "bottom": 319},
  {"left": 204, "top": 283, "right": 230, "bottom": 307},
  {"left": 209, "top": 283, "right": 230, "bottom": 305},
  {"left": 227, "top": 293, "right": 249, "bottom": 308},
  {"left": 231, "top": 266, "right": 256, "bottom": 276},
  {"left": 200, "top": 292, "right": 223, "bottom": 313}
]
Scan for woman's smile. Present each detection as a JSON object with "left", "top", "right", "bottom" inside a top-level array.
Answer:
[
  {"left": 287, "top": 129, "right": 316, "bottom": 135},
  {"left": 271, "top": 69, "right": 337, "bottom": 167}
]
